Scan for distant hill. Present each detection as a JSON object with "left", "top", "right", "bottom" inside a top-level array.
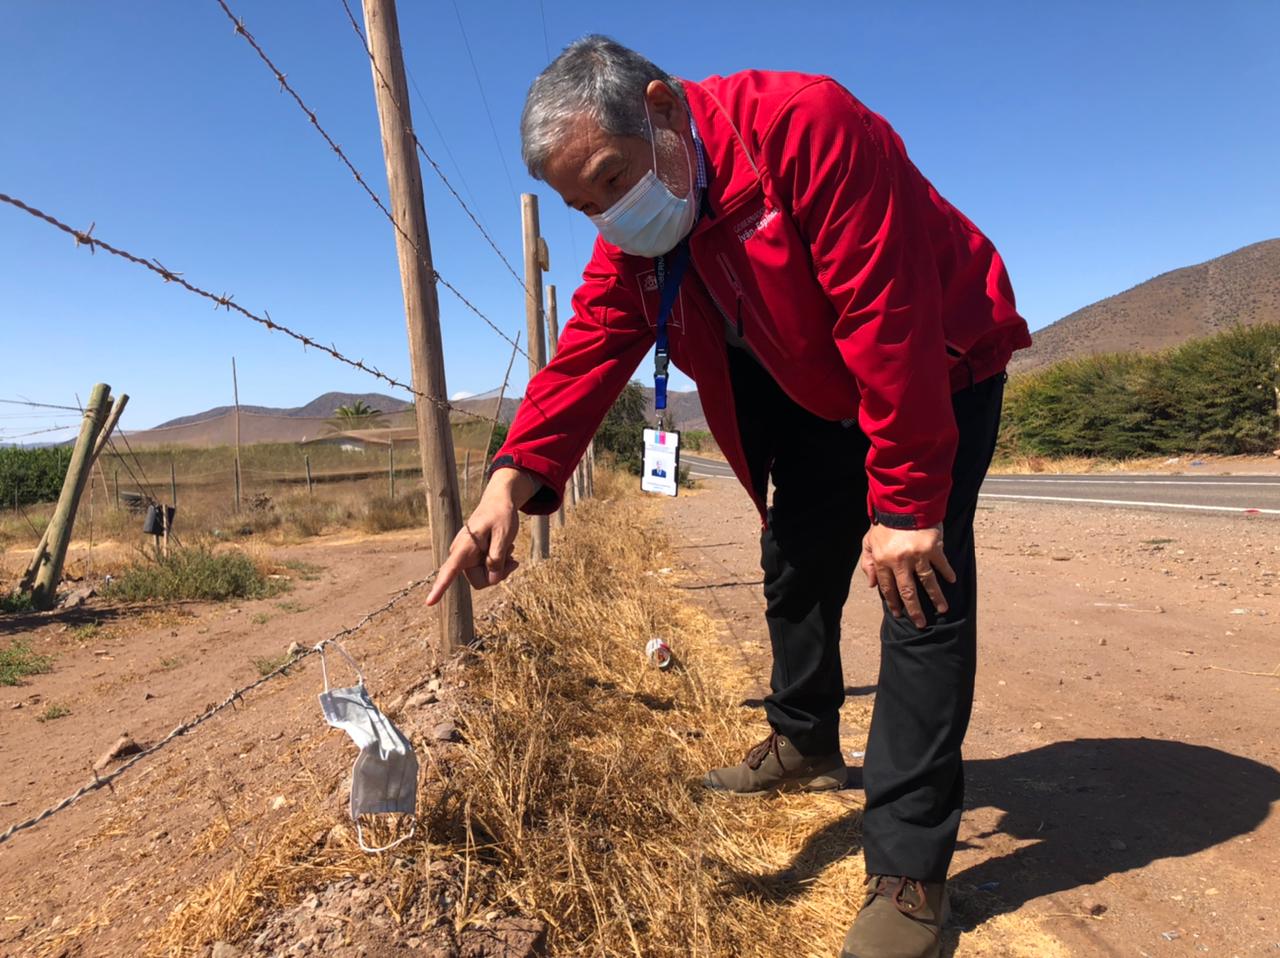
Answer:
[
  {"left": 1010, "top": 238, "right": 1280, "bottom": 374},
  {"left": 123, "top": 385, "right": 706, "bottom": 448},
  {"left": 155, "top": 391, "right": 412, "bottom": 428}
]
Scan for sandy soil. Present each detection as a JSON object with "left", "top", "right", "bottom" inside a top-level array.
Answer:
[
  {"left": 666, "top": 479, "right": 1280, "bottom": 957},
  {"left": 0, "top": 527, "right": 480, "bottom": 957},
  {"left": 2, "top": 476, "right": 1278, "bottom": 957}
]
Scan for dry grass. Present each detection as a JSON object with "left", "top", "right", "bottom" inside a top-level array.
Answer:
[{"left": 146, "top": 485, "right": 1065, "bottom": 957}]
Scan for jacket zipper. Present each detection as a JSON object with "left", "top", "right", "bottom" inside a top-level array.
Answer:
[{"left": 717, "top": 253, "right": 751, "bottom": 338}]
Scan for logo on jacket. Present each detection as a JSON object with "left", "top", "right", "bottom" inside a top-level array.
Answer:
[{"left": 736, "top": 205, "right": 779, "bottom": 244}]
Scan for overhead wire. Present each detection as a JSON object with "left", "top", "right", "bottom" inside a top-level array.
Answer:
[
  {"left": 0, "top": 193, "right": 500, "bottom": 428},
  {"left": 448, "top": 0, "right": 520, "bottom": 203},
  {"left": 335, "top": 0, "right": 526, "bottom": 293},
  {"left": 212, "top": 0, "right": 529, "bottom": 363}
]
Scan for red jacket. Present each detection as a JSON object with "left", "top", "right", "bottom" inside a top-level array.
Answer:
[{"left": 494, "top": 70, "right": 1031, "bottom": 528}]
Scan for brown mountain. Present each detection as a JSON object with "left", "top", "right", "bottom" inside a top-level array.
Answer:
[
  {"left": 1009, "top": 238, "right": 1280, "bottom": 375},
  {"left": 122, "top": 385, "right": 705, "bottom": 448}
]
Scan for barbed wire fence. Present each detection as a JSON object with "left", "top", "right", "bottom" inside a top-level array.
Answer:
[
  {"left": 0, "top": 573, "right": 434, "bottom": 846},
  {"left": 0, "top": 0, "right": 599, "bottom": 850},
  {"left": 211, "top": 0, "right": 530, "bottom": 363}
]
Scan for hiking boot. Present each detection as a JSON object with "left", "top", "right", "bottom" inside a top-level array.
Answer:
[
  {"left": 703, "top": 731, "right": 846, "bottom": 796},
  {"left": 840, "top": 875, "right": 948, "bottom": 958}
]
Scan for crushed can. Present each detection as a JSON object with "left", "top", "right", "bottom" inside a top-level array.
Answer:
[{"left": 645, "top": 637, "right": 673, "bottom": 670}]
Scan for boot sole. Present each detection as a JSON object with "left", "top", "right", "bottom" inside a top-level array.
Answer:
[{"left": 703, "top": 767, "right": 848, "bottom": 798}]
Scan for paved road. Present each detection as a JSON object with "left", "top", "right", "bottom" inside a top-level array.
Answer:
[
  {"left": 981, "top": 474, "right": 1280, "bottom": 516},
  {"left": 683, "top": 455, "right": 1280, "bottom": 516},
  {"left": 683, "top": 453, "right": 736, "bottom": 479}
]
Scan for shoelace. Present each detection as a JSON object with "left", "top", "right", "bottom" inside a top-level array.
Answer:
[
  {"left": 867, "top": 876, "right": 927, "bottom": 915},
  {"left": 744, "top": 731, "right": 785, "bottom": 771}
]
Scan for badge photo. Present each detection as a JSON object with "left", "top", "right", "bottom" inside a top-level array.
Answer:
[{"left": 641, "top": 428, "right": 681, "bottom": 497}]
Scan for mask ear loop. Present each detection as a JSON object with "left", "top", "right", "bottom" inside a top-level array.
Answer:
[
  {"left": 645, "top": 97, "right": 696, "bottom": 207},
  {"left": 643, "top": 99, "right": 659, "bottom": 176},
  {"left": 356, "top": 816, "right": 417, "bottom": 854},
  {"left": 314, "top": 639, "right": 367, "bottom": 693}
]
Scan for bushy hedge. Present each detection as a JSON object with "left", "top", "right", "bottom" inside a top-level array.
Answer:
[
  {"left": 1002, "top": 324, "right": 1280, "bottom": 459},
  {"left": 0, "top": 446, "right": 68, "bottom": 507}
]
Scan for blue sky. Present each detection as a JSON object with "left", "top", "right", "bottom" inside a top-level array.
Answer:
[{"left": 2, "top": 1, "right": 1277, "bottom": 437}]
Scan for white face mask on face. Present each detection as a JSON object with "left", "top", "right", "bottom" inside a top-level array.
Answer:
[{"left": 589, "top": 102, "right": 697, "bottom": 258}]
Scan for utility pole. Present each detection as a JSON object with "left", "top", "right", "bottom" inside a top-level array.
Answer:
[
  {"left": 31, "top": 383, "right": 111, "bottom": 610},
  {"left": 232, "top": 357, "right": 242, "bottom": 513},
  {"left": 481, "top": 331, "right": 521, "bottom": 480},
  {"left": 521, "top": 193, "right": 550, "bottom": 560},
  {"left": 362, "top": 0, "right": 473, "bottom": 650}
]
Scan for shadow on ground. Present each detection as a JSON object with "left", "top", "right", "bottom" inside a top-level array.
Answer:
[{"left": 715, "top": 738, "right": 1280, "bottom": 950}]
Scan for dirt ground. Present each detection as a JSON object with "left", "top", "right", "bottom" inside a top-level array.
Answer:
[
  {"left": 0, "top": 527, "right": 484, "bottom": 957},
  {"left": 666, "top": 478, "right": 1280, "bottom": 958},
  {"left": 1, "top": 473, "right": 1278, "bottom": 957}
]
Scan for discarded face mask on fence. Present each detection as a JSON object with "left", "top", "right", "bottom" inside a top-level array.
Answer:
[{"left": 317, "top": 640, "right": 419, "bottom": 853}]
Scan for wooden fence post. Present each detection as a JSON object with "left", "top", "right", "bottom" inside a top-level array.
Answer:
[
  {"left": 31, "top": 383, "right": 111, "bottom": 609},
  {"left": 305, "top": 455, "right": 313, "bottom": 497},
  {"left": 521, "top": 193, "right": 550, "bottom": 561},
  {"left": 463, "top": 448, "right": 471, "bottom": 502},
  {"left": 23, "top": 393, "right": 128, "bottom": 590},
  {"left": 232, "top": 357, "right": 242, "bottom": 514},
  {"left": 362, "top": 0, "right": 473, "bottom": 650},
  {"left": 544, "top": 283, "right": 570, "bottom": 525}
]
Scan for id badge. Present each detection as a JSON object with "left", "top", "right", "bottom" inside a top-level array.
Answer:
[{"left": 640, "top": 428, "right": 680, "bottom": 497}]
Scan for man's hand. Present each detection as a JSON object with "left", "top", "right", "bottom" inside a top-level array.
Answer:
[
  {"left": 860, "top": 523, "right": 956, "bottom": 628},
  {"left": 425, "top": 469, "right": 539, "bottom": 606}
]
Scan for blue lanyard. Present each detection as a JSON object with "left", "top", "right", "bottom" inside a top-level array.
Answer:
[{"left": 653, "top": 240, "right": 690, "bottom": 421}]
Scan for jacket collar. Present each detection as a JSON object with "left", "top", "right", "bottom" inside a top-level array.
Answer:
[{"left": 682, "top": 78, "right": 766, "bottom": 236}]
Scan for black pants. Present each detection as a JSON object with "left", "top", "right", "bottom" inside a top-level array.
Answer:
[{"left": 729, "top": 347, "right": 1005, "bottom": 882}]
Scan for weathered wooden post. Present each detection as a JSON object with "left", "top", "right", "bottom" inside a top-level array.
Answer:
[
  {"left": 521, "top": 193, "right": 551, "bottom": 560},
  {"left": 389, "top": 441, "right": 396, "bottom": 498},
  {"left": 232, "top": 357, "right": 243, "bottom": 513},
  {"left": 463, "top": 448, "right": 472, "bottom": 502},
  {"left": 305, "top": 455, "right": 313, "bottom": 497},
  {"left": 362, "top": 0, "right": 473, "bottom": 650},
  {"left": 170, "top": 460, "right": 177, "bottom": 509},
  {"left": 545, "top": 284, "right": 569, "bottom": 526},
  {"left": 23, "top": 393, "right": 128, "bottom": 590},
  {"left": 31, "top": 383, "right": 111, "bottom": 609}
]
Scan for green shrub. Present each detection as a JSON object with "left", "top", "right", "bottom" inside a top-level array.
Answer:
[
  {"left": 0, "top": 642, "right": 53, "bottom": 686},
  {"left": 594, "top": 382, "right": 648, "bottom": 475},
  {"left": 36, "top": 703, "right": 70, "bottom": 722},
  {"left": 1, "top": 590, "right": 34, "bottom": 614},
  {"left": 362, "top": 490, "right": 428, "bottom": 533},
  {"left": 1002, "top": 324, "right": 1280, "bottom": 459},
  {"left": 0, "top": 446, "right": 69, "bottom": 507},
  {"left": 102, "top": 547, "right": 282, "bottom": 602}
]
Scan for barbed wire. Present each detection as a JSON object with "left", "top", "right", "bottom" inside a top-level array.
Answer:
[
  {"left": 336, "top": 0, "right": 526, "bottom": 294},
  {"left": 0, "top": 424, "right": 77, "bottom": 440},
  {"left": 0, "top": 193, "right": 500, "bottom": 429},
  {"left": 211, "top": 0, "right": 530, "bottom": 364},
  {"left": 0, "top": 398, "right": 82, "bottom": 412},
  {"left": 0, "top": 573, "right": 434, "bottom": 846}
]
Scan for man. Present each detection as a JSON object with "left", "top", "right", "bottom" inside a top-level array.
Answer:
[{"left": 427, "top": 36, "right": 1030, "bottom": 958}]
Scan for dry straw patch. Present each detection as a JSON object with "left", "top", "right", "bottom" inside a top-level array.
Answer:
[{"left": 147, "top": 490, "right": 1063, "bottom": 957}]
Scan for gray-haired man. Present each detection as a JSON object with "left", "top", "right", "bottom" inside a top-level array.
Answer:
[{"left": 429, "top": 36, "right": 1031, "bottom": 958}]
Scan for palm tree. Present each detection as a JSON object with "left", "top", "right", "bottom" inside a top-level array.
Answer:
[{"left": 328, "top": 400, "right": 385, "bottom": 432}]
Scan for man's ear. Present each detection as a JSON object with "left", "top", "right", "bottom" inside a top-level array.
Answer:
[{"left": 645, "top": 80, "right": 688, "bottom": 134}]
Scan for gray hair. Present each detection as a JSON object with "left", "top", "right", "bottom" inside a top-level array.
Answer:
[{"left": 520, "top": 35, "right": 685, "bottom": 180}]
